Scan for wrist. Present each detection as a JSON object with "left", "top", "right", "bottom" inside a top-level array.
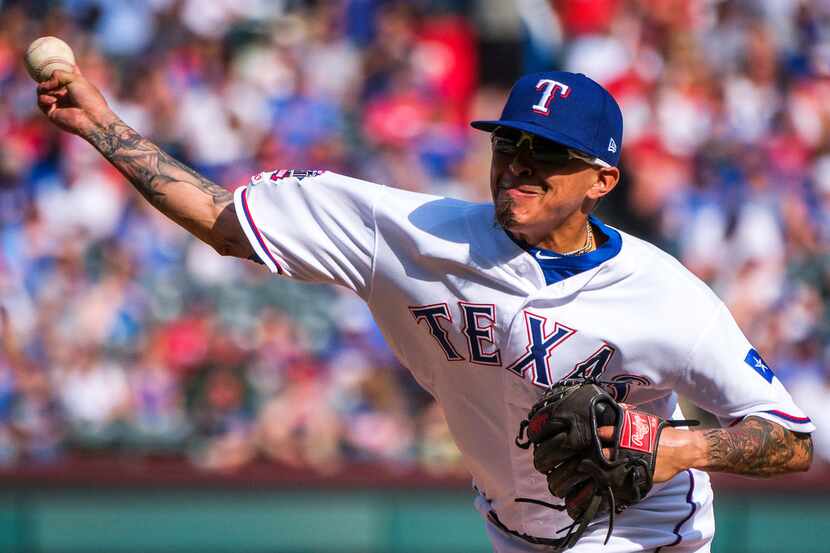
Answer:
[
  {"left": 654, "top": 427, "right": 705, "bottom": 482},
  {"left": 93, "top": 109, "right": 119, "bottom": 128},
  {"left": 80, "top": 109, "right": 118, "bottom": 140}
]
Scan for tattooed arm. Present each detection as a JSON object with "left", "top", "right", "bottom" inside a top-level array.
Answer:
[
  {"left": 36, "top": 69, "right": 253, "bottom": 259},
  {"left": 83, "top": 117, "right": 253, "bottom": 257},
  {"left": 697, "top": 418, "right": 813, "bottom": 476},
  {"left": 651, "top": 417, "right": 813, "bottom": 482}
]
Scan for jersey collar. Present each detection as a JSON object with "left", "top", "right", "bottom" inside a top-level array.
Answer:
[{"left": 517, "top": 215, "right": 622, "bottom": 286}]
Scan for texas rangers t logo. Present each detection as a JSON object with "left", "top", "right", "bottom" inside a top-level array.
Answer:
[{"left": 532, "top": 79, "right": 571, "bottom": 115}]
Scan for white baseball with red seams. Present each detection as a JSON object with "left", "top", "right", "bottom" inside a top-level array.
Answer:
[
  {"left": 23, "top": 36, "right": 76, "bottom": 82},
  {"left": 233, "top": 170, "right": 814, "bottom": 553}
]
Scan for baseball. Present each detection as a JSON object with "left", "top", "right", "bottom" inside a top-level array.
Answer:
[{"left": 24, "top": 36, "right": 76, "bottom": 82}]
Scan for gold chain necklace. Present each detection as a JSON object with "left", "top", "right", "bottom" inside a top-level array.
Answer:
[{"left": 559, "top": 220, "right": 594, "bottom": 256}]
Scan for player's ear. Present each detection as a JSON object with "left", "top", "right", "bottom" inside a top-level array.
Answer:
[{"left": 586, "top": 167, "right": 619, "bottom": 201}]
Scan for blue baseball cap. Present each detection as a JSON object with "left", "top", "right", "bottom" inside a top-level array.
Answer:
[{"left": 471, "top": 71, "right": 623, "bottom": 167}]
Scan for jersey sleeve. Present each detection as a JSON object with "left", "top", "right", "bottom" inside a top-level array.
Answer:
[
  {"left": 675, "top": 302, "right": 815, "bottom": 433},
  {"left": 233, "top": 170, "right": 382, "bottom": 299}
]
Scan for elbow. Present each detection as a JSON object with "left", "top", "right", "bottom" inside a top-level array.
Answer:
[
  {"left": 211, "top": 235, "right": 251, "bottom": 258},
  {"left": 799, "top": 436, "right": 814, "bottom": 472},
  {"left": 211, "top": 241, "right": 235, "bottom": 257},
  {"left": 792, "top": 459, "right": 812, "bottom": 474},
  {"left": 209, "top": 203, "right": 253, "bottom": 259},
  {"left": 791, "top": 433, "right": 814, "bottom": 474}
]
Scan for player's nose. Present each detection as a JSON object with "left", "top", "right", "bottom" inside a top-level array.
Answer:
[{"left": 508, "top": 152, "right": 534, "bottom": 177}]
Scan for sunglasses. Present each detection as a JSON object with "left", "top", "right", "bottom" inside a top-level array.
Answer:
[{"left": 490, "top": 128, "right": 611, "bottom": 168}]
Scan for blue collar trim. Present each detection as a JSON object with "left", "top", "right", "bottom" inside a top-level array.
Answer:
[{"left": 524, "top": 215, "right": 622, "bottom": 286}]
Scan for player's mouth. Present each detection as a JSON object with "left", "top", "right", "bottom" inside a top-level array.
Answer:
[{"left": 498, "top": 180, "right": 548, "bottom": 197}]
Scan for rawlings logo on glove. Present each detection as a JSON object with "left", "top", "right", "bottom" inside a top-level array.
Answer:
[{"left": 621, "top": 411, "right": 659, "bottom": 452}]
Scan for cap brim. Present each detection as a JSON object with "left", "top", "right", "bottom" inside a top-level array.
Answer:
[
  {"left": 469, "top": 120, "right": 502, "bottom": 132},
  {"left": 470, "top": 119, "right": 598, "bottom": 161}
]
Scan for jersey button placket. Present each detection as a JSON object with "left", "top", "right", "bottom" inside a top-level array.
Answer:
[{"left": 513, "top": 258, "right": 544, "bottom": 291}]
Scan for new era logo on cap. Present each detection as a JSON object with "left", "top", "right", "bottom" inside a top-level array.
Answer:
[{"left": 471, "top": 71, "right": 624, "bottom": 167}]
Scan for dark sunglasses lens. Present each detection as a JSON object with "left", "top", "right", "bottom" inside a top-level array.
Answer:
[
  {"left": 531, "top": 148, "right": 571, "bottom": 164},
  {"left": 527, "top": 136, "right": 569, "bottom": 163},
  {"left": 491, "top": 130, "right": 571, "bottom": 164},
  {"left": 492, "top": 136, "right": 518, "bottom": 155}
]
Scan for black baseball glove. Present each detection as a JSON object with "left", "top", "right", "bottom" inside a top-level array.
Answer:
[{"left": 515, "top": 377, "right": 698, "bottom": 549}]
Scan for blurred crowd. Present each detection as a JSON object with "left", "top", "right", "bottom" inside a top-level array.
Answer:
[{"left": 0, "top": 0, "right": 829, "bottom": 474}]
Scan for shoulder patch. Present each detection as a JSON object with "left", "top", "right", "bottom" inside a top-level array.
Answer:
[
  {"left": 270, "top": 169, "right": 323, "bottom": 182},
  {"left": 745, "top": 348, "right": 775, "bottom": 383}
]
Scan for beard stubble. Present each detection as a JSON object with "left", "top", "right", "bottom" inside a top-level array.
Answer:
[{"left": 494, "top": 194, "right": 517, "bottom": 230}]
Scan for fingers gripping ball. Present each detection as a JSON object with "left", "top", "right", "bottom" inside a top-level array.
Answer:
[
  {"left": 24, "top": 36, "right": 76, "bottom": 82},
  {"left": 515, "top": 378, "right": 698, "bottom": 549}
]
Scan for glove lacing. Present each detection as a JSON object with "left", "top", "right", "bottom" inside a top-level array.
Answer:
[{"left": 513, "top": 488, "right": 615, "bottom": 548}]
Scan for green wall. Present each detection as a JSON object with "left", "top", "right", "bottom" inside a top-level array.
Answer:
[{"left": 0, "top": 488, "right": 827, "bottom": 553}]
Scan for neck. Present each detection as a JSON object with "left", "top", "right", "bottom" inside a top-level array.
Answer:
[{"left": 532, "top": 216, "right": 594, "bottom": 254}]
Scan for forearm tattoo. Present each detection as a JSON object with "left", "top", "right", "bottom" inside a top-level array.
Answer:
[
  {"left": 86, "top": 118, "right": 231, "bottom": 210},
  {"left": 702, "top": 418, "right": 813, "bottom": 476}
]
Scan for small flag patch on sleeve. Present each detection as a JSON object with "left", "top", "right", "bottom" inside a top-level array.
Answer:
[{"left": 744, "top": 348, "right": 774, "bottom": 383}]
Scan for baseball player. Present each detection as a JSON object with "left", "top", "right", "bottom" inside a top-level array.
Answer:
[{"left": 36, "top": 68, "right": 814, "bottom": 553}]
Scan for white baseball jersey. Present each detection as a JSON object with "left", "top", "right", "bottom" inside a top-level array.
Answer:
[{"left": 233, "top": 170, "right": 814, "bottom": 553}]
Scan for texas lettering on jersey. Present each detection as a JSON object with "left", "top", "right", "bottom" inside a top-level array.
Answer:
[{"left": 409, "top": 301, "right": 647, "bottom": 400}]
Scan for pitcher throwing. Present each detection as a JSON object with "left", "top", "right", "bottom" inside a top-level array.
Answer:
[{"left": 35, "top": 63, "right": 814, "bottom": 552}]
